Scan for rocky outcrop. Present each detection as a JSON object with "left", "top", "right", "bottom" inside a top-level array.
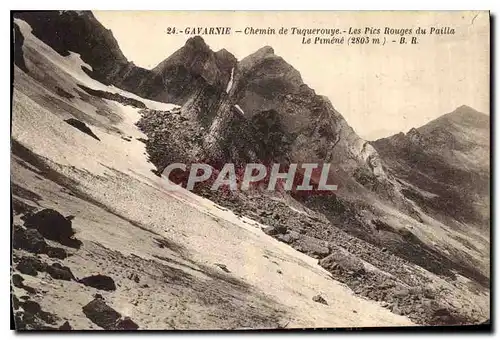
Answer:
[
  {"left": 64, "top": 119, "right": 101, "bottom": 142},
  {"left": 77, "top": 85, "right": 146, "bottom": 108},
  {"left": 319, "top": 246, "right": 366, "bottom": 277},
  {"left": 14, "top": 11, "right": 129, "bottom": 81},
  {"left": 229, "top": 45, "right": 387, "bottom": 179}
]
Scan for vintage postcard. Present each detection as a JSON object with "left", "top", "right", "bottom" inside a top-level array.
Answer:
[{"left": 11, "top": 10, "right": 490, "bottom": 330}]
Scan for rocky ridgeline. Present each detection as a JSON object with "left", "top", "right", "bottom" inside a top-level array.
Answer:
[{"left": 77, "top": 85, "right": 146, "bottom": 109}]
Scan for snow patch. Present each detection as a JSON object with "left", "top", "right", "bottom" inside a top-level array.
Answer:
[
  {"left": 234, "top": 104, "right": 244, "bottom": 115},
  {"left": 225, "top": 67, "right": 234, "bottom": 93}
]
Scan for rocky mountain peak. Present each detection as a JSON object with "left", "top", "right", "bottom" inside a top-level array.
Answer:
[
  {"left": 420, "top": 105, "right": 489, "bottom": 132},
  {"left": 255, "top": 46, "right": 275, "bottom": 57},
  {"left": 445, "top": 105, "right": 489, "bottom": 128},
  {"left": 185, "top": 35, "right": 211, "bottom": 51}
]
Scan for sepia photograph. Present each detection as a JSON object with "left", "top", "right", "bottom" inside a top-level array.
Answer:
[{"left": 10, "top": 10, "right": 490, "bottom": 331}]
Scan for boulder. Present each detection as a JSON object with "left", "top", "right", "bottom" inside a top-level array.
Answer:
[
  {"left": 23, "top": 209, "right": 81, "bottom": 249},
  {"left": 46, "top": 263, "right": 75, "bottom": 281},
  {"left": 13, "top": 225, "right": 68, "bottom": 259},
  {"left": 13, "top": 225, "right": 47, "bottom": 254},
  {"left": 263, "top": 225, "right": 287, "bottom": 236},
  {"left": 115, "top": 317, "right": 139, "bottom": 330},
  {"left": 16, "top": 256, "right": 46, "bottom": 276},
  {"left": 59, "top": 321, "right": 72, "bottom": 330},
  {"left": 312, "top": 295, "right": 328, "bottom": 305},
  {"left": 79, "top": 275, "right": 116, "bottom": 291},
  {"left": 82, "top": 298, "right": 140, "bottom": 330},
  {"left": 295, "top": 235, "right": 330, "bottom": 259},
  {"left": 128, "top": 273, "right": 140, "bottom": 283},
  {"left": 12, "top": 294, "right": 20, "bottom": 310},
  {"left": 319, "top": 247, "right": 366, "bottom": 276},
  {"left": 214, "top": 263, "right": 230, "bottom": 273},
  {"left": 12, "top": 273, "right": 25, "bottom": 288},
  {"left": 82, "top": 298, "right": 121, "bottom": 330},
  {"left": 275, "top": 234, "right": 293, "bottom": 244},
  {"left": 46, "top": 247, "right": 68, "bottom": 260}
]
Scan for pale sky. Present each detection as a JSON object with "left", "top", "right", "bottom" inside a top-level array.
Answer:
[{"left": 93, "top": 11, "right": 489, "bottom": 140}]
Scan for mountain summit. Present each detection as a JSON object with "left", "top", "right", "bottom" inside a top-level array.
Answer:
[{"left": 373, "top": 105, "right": 490, "bottom": 228}]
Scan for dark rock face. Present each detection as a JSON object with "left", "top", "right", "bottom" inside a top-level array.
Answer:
[
  {"left": 79, "top": 275, "right": 117, "bottom": 291},
  {"left": 23, "top": 209, "right": 82, "bottom": 249},
  {"left": 13, "top": 11, "right": 236, "bottom": 106},
  {"left": 149, "top": 36, "right": 237, "bottom": 104},
  {"left": 13, "top": 11, "right": 148, "bottom": 93},
  {"left": 13, "top": 22, "right": 28, "bottom": 73},
  {"left": 64, "top": 118, "right": 101, "bottom": 141}
]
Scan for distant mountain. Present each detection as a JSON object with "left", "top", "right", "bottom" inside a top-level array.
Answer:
[{"left": 372, "top": 105, "right": 490, "bottom": 229}]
